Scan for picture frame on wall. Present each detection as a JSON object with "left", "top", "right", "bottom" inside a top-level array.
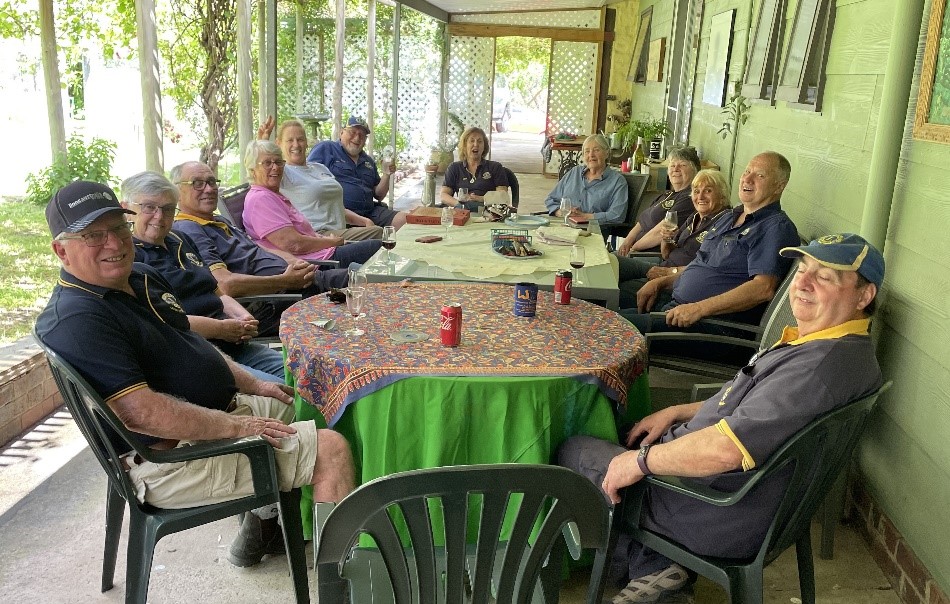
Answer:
[
  {"left": 914, "top": 0, "right": 950, "bottom": 143},
  {"left": 647, "top": 38, "right": 666, "bottom": 82},
  {"left": 627, "top": 7, "right": 653, "bottom": 83},
  {"left": 703, "top": 9, "right": 736, "bottom": 106}
]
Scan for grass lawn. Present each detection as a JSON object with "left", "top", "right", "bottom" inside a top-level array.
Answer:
[{"left": 0, "top": 199, "right": 60, "bottom": 345}]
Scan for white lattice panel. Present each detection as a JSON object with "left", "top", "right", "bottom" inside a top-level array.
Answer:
[
  {"left": 452, "top": 9, "right": 601, "bottom": 29},
  {"left": 446, "top": 36, "right": 495, "bottom": 136},
  {"left": 545, "top": 41, "right": 597, "bottom": 175},
  {"left": 299, "top": 32, "right": 322, "bottom": 115}
]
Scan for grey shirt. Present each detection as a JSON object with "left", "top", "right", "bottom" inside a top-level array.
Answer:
[{"left": 280, "top": 163, "right": 347, "bottom": 233}]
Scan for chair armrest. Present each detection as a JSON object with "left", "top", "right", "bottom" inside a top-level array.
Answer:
[
  {"left": 308, "top": 259, "right": 341, "bottom": 268},
  {"left": 647, "top": 311, "right": 763, "bottom": 336},
  {"left": 236, "top": 293, "right": 303, "bottom": 305},
  {"left": 646, "top": 332, "right": 761, "bottom": 350},
  {"left": 691, "top": 383, "right": 727, "bottom": 401},
  {"left": 626, "top": 252, "right": 662, "bottom": 258}
]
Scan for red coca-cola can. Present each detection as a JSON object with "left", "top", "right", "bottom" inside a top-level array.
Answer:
[
  {"left": 554, "top": 270, "right": 573, "bottom": 304},
  {"left": 440, "top": 303, "right": 462, "bottom": 346}
]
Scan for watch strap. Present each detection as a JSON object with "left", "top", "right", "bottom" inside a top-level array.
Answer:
[{"left": 637, "top": 444, "right": 653, "bottom": 476}]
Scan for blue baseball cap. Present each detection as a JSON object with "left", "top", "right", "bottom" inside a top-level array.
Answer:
[
  {"left": 346, "top": 116, "right": 371, "bottom": 134},
  {"left": 780, "top": 233, "right": 884, "bottom": 289}
]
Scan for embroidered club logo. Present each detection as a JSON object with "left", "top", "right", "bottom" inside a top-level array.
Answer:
[
  {"left": 662, "top": 199, "right": 675, "bottom": 209},
  {"left": 482, "top": 171, "right": 491, "bottom": 179},
  {"left": 818, "top": 234, "right": 844, "bottom": 244},
  {"left": 186, "top": 252, "right": 204, "bottom": 267},
  {"left": 161, "top": 293, "right": 185, "bottom": 314},
  {"left": 363, "top": 161, "right": 373, "bottom": 169},
  {"left": 696, "top": 230, "right": 709, "bottom": 243}
]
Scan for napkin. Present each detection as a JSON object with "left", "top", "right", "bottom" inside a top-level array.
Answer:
[
  {"left": 483, "top": 190, "right": 509, "bottom": 205},
  {"left": 535, "top": 226, "right": 580, "bottom": 246}
]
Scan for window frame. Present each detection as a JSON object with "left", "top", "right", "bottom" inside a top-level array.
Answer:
[
  {"left": 741, "top": 0, "right": 786, "bottom": 102},
  {"left": 627, "top": 6, "right": 653, "bottom": 84},
  {"left": 775, "top": 0, "right": 836, "bottom": 111}
]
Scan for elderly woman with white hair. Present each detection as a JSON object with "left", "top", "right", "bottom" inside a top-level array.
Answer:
[
  {"left": 241, "top": 139, "right": 381, "bottom": 267},
  {"left": 543, "top": 134, "right": 628, "bottom": 226}
]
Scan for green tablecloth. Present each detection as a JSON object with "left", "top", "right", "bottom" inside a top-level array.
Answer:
[{"left": 291, "top": 373, "right": 651, "bottom": 538}]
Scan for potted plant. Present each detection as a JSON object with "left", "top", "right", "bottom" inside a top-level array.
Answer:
[
  {"left": 429, "top": 134, "right": 457, "bottom": 174},
  {"left": 606, "top": 99, "right": 632, "bottom": 149},
  {"left": 641, "top": 117, "right": 671, "bottom": 160}
]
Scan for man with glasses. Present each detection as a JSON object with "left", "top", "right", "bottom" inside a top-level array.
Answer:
[
  {"left": 170, "top": 161, "right": 349, "bottom": 334},
  {"left": 308, "top": 116, "right": 407, "bottom": 229},
  {"left": 35, "top": 180, "right": 355, "bottom": 569}
]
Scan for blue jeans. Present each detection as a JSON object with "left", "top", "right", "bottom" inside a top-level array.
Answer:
[
  {"left": 616, "top": 254, "right": 663, "bottom": 309},
  {"left": 330, "top": 240, "right": 382, "bottom": 267},
  {"left": 232, "top": 342, "right": 285, "bottom": 383}
]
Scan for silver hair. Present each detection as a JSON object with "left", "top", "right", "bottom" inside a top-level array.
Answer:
[
  {"left": 120, "top": 170, "right": 179, "bottom": 204},
  {"left": 244, "top": 139, "right": 283, "bottom": 179},
  {"left": 582, "top": 134, "right": 611, "bottom": 154}
]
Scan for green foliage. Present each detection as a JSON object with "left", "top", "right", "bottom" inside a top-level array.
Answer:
[
  {"left": 24, "top": 136, "right": 117, "bottom": 206},
  {"left": 495, "top": 36, "right": 550, "bottom": 111},
  {"left": 718, "top": 89, "right": 751, "bottom": 139},
  {"left": 615, "top": 115, "right": 670, "bottom": 151}
]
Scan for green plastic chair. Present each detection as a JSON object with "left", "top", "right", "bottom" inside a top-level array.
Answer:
[
  {"left": 616, "top": 382, "right": 891, "bottom": 604},
  {"left": 34, "top": 334, "right": 311, "bottom": 604},
  {"left": 315, "top": 464, "right": 614, "bottom": 604}
]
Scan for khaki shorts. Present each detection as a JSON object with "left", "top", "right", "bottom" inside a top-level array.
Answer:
[{"left": 127, "top": 394, "right": 318, "bottom": 509}]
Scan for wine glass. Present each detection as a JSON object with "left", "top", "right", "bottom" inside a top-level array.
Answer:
[
  {"left": 559, "top": 197, "right": 573, "bottom": 226},
  {"left": 344, "top": 289, "right": 365, "bottom": 337},
  {"left": 441, "top": 206, "right": 454, "bottom": 239},
  {"left": 662, "top": 210, "right": 678, "bottom": 230},
  {"left": 570, "top": 245, "right": 586, "bottom": 285},
  {"left": 348, "top": 267, "right": 367, "bottom": 293},
  {"left": 381, "top": 226, "right": 396, "bottom": 264},
  {"left": 457, "top": 187, "right": 469, "bottom": 203}
]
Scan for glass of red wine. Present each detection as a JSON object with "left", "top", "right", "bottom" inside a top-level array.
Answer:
[
  {"left": 381, "top": 226, "right": 396, "bottom": 264},
  {"left": 570, "top": 244, "right": 586, "bottom": 285}
]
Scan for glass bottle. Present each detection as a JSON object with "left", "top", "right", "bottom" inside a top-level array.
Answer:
[{"left": 633, "top": 136, "right": 646, "bottom": 171}]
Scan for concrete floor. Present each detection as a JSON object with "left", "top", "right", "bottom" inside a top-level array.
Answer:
[{"left": 0, "top": 368, "right": 901, "bottom": 603}]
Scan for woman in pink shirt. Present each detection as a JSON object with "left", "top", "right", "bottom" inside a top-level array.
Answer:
[{"left": 242, "top": 140, "right": 381, "bottom": 268}]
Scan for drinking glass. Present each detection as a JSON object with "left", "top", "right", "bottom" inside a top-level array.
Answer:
[
  {"left": 441, "top": 206, "right": 454, "bottom": 239},
  {"left": 559, "top": 197, "right": 573, "bottom": 226},
  {"left": 662, "top": 210, "right": 678, "bottom": 229},
  {"left": 381, "top": 226, "right": 396, "bottom": 264},
  {"left": 344, "top": 289, "right": 365, "bottom": 337},
  {"left": 457, "top": 187, "right": 469, "bottom": 203},
  {"left": 348, "top": 267, "right": 367, "bottom": 293},
  {"left": 570, "top": 245, "right": 586, "bottom": 285}
]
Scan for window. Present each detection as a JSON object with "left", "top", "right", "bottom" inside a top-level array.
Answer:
[
  {"left": 627, "top": 7, "right": 653, "bottom": 84},
  {"left": 741, "top": 0, "right": 835, "bottom": 111},
  {"left": 775, "top": 0, "right": 835, "bottom": 110}
]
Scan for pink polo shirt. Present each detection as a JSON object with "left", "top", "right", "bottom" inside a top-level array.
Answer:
[{"left": 243, "top": 185, "right": 335, "bottom": 262}]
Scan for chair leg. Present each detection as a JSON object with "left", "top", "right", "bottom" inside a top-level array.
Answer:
[
  {"left": 279, "top": 490, "right": 311, "bottom": 604},
  {"left": 820, "top": 469, "right": 849, "bottom": 560},
  {"left": 795, "top": 533, "right": 816, "bottom": 604},
  {"left": 124, "top": 514, "right": 159, "bottom": 604},
  {"left": 728, "top": 565, "right": 763, "bottom": 604},
  {"left": 101, "top": 483, "right": 125, "bottom": 593}
]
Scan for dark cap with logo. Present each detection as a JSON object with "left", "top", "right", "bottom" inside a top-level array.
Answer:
[
  {"left": 780, "top": 233, "right": 884, "bottom": 289},
  {"left": 46, "top": 181, "right": 135, "bottom": 238},
  {"left": 346, "top": 116, "right": 371, "bottom": 134}
]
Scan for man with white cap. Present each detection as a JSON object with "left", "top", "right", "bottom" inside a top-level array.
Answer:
[
  {"left": 308, "top": 116, "right": 408, "bottom": 229},
  {"left": 559, "top": 233, "right": 885, "bottom": 603},
  {"left": 35, "top": 180, "right": 354, "bottom": 569}
]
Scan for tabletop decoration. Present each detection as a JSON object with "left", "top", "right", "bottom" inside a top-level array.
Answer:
[{"left": 281, "top": 282, "right": 646, "bottom": 426}]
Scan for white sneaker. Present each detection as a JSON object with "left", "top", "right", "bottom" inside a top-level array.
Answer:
[{"left": 611, "top": 564, "right": 688, "bottom": 604}]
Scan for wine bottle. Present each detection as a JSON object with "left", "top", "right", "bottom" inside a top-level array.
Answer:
[{"left": 633, "top": 136, "right": 646, "bottom": 171}]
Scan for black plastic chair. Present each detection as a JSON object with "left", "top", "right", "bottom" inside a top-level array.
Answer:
[
  {"left": 315, "top": 464, "right": 614, "bottom": 603},
  {"left": 33, "top": 333, "right": 311, "bottom": 604},
  {"left": 604, "top": 173, "right": 651, "bottom": 248},
  {"left": 504, "top": 168, "right": 520, "bottom": 209},
  {"left": 617, "top": 382, "right": 891, "bottom": 604},
  {"left": 645, "top": 260, "right": 799, "bottom": 381},
  {"left": 217, "top": 183, "right": 251, "bottom": 230}
]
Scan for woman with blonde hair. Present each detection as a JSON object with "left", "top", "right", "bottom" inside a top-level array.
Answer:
[{"left": 440, "top": 126, "right": 509, "bottom": 209}]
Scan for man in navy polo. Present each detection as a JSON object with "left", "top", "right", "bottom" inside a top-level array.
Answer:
[
  {"left": 35, "top": 180, "right": 355, "bottom": 569},
  {"left": 621, "top": 151, "right": 800, "bottom": 335},
  {"left": 307, "top": 116, "right": 408, "bottom": 229},
  {"left": 170, "top": 161, "right": 348, "bottom": 333},
  {"left": 562, "top": 233, "right": 885, "bottom": 603}
]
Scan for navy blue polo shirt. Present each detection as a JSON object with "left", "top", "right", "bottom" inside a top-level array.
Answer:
[
  {"left": 34, "top": 266, "right": 237, "bottom": 451},
  {"left": 173, "top": 213, "right": 288, "bottom": 277},
  {"left": 672, "top": 201, "right": 799, "bottom": 308},
  {"left": 308, "top": 140, "right": 380, "bottom": 216},
  {"left": 443, "top": 160, "right": 509, "bottom": 197},
  {"left": 133, "top": 231, "right": 223, "bottom": 318}
]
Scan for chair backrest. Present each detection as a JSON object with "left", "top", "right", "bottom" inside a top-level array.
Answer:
[
  {"left": 315, "top": 464, "right": 613, "bottom": 604},
  {"left": 32, "top": 333, "right": 150, "bottom": 507},
  {"left": 504, "top": 168, "right": 520, "bottom": 208},
  {"left": 757, "top": 382, "right": 891, "bottom": 563},
  {"left": 217, "top": 183, "right": 251, "bottom": 231},
  {"left": 755, "top": 259, "right": 799, "bottom": 347},
  {"left": 620, "top": 173, "right": 650, "bottom": 225}
]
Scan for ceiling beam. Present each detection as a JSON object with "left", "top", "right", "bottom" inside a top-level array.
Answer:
[
  {"left": 448, "top": 22, "right": 610, "bottom": 42},
  {"left": 397, "top": 0, "right": 449, "bottom": 22}
]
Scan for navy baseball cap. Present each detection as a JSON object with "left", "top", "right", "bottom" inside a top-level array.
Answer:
[
  {"left": 780, "top": 233, "right": 884, "bottom": 289},
  {"left": 46, "top": 180, "right": 135, "bottom": 238},
  {"left": 346, "top": 116, "right": 371, "bottom": 134}
]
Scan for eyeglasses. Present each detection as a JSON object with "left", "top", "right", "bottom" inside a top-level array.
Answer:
[
  {"left": 258, "top": 159, "right": 287, "bottom": 169},
  {"left": 57, "top": 222, "right": 133, "bottom": 247},
  {"left": 130, "top": 201, "right": 177, "bottom": 216},
  {"left": 178, "top": 178, "right": 220, "bottom": 190}
]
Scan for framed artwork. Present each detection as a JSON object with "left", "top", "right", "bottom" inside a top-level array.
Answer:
[
  {"left": 914, "top": 0, "right": 950, "bottom": 143},
  {"left": 647, "top": 38, "right": 666, "bottom": 82},
  {"left": 627, "top": 7, "right": 653, "bottom": 83},
  {"left": 703, "top": 9, "right": 736, "bottom": 106}
]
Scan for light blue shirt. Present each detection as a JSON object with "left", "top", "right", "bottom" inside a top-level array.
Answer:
[{"left": 543, "top": 165, "right": 628, "bottom": 225}]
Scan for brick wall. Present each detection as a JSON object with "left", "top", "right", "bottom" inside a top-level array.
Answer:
[
  {"left": 0, "top": 344, "right": 62, "bottom": 449},
  {"left": 851, "top": 473, "right": 950, "bottom": 604}
]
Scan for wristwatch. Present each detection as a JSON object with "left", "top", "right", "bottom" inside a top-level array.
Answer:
[
  {"left": 671, "top": 267, "right": 679, "bottom": 274},
  {"left": 636, "top": 444, "right": 653, "bottom": 476}
]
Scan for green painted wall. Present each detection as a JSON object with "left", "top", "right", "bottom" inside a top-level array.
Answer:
[{"left": 610, "top": 0, "right": 950, "bottom": 592}]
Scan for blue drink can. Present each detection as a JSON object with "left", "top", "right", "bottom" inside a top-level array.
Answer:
[{"left": 513, "top": 283, "right": 538, "bottom": 317}]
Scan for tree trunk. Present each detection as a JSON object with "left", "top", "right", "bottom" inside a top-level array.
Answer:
[{"left": 39, "top": 0, "right": 66, "bottom": 161}]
